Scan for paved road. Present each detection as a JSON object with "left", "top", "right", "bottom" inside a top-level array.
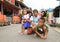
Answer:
[{"left": 0, "top": 24, "right": 60, "bottom": 42}]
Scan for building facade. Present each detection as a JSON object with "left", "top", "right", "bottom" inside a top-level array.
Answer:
[{"left": 0, "top": 0, "right": 29, "bottom": 26}]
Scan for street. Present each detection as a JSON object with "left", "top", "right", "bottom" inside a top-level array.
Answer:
[{"left": 0, "top": 24, "right": 60, "bottom": 42}]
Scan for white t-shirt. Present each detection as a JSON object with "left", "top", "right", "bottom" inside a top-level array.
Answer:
[
  {"left": 30, "top": 15, "right": 40, "bottom": 25},
  {"left": 22, "top": 14, "right": 30, "bottom": 19}
]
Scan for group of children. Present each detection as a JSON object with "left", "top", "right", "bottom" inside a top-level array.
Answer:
[{"left": 19, "top": 8, "right": 48, "bottom": 39}]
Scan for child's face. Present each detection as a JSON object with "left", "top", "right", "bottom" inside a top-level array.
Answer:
[
  {"left": 39, "top": 12, "right": 44, "bottom": 17},
  {"left": 23, "top": 10, "right": 27, "bottom": 15},
  {"left": 33, "top": 12, "right": 38, "bottom": 16},
  {"left": 38, "top": 19, "right": 44, "bottom": 26},
  {"left": 39, "top": 12, "right": 42, "bottom": 16}
]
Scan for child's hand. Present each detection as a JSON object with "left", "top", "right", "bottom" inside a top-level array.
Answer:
[
  {"left": 40, "top": 34, "right": 47, "bottom": 39},
  {"left": 23, "top": 19, "right": 27, "bottom": 22},
  {"left": 24, "top": 19, "right": 27, "bottom": 22},
  {"left": 31, "top": 24, "right": 36, "bottom": 29},
  {"left": 40, "top": 34, "right": 45, "bottom": 39}
]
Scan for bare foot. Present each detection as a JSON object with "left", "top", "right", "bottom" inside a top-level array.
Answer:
[{"left": 18, "top": 31, "right": 24, "bottom": 35}]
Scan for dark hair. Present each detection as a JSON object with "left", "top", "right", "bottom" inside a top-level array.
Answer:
[
  {"left": 33, "top": 9, "right": 38, "bottom": 13},
  {"left": 27, "top": 11, "right": 33, "bottom": 16},
  {"left": 38, "top": 17, "right": 45, "bottom": 23},
  {"left": 41, "top": 11, "right": 46, "bottom": 17},
  {"left": 27, "top": 11, "right": 32, "bottom": 14}
]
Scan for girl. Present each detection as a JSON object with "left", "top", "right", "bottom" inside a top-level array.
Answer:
[{"left": 20, "top": 8, "right": 31, "bottom": 34}]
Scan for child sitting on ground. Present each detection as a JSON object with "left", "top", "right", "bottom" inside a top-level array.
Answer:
[
  {"left": 30, "top": 9, "right": 40, "bottom": 25},
  {"left": 31, "top": 17, "right": 48, "bottom": 39},
  {"left": 27, "top": 9, "right": 40, "bottom": 35}
]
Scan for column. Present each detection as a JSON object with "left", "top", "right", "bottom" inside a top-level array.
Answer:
[{"left": 1, "top": 3, "right": 3, "bottom": 14}]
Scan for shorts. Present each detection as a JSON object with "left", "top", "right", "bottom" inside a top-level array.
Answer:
[{"left": 22, "top": 21, "right": 31, "bottom": 29}]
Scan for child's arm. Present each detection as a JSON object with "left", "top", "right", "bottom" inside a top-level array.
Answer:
[
  {"left": 22, "top": 19, "right": 27, "bottom": 24},
  {"left": 22, "top": 16, "right": 27, "bottom": 22},
  {"left": 35, "top": 30, "right": 43, "bottom": 38},
  {"left": 22, "top": 19, "right": 25, "bottom": 22},
  {"left": 26, "top": 18, "right": 32, "bottom": 22},
  {"left": 31, "top": 24, "right": 43, "bottom": 38},
  {"left": 35, "top": 26, "right": 48, "bottom": 39},
  {"left": 43, "top": 26, "right": 48, "bottom": 38},
  {"left": 33, "top": 27, "right": 45, "bottom": 38}
]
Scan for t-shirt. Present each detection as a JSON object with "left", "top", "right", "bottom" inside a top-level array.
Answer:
[
  {"left": 22, "top": 14, "right": 30, "bottom": 28},
  {"left": 22, "top": 14, "right": 29, "bottom": 19},
  {"left": 35, "top": 24, "right": 48, "bottom": 34},
  {"left": 30, "top": 15, "right": 40, "bottom": 25}
]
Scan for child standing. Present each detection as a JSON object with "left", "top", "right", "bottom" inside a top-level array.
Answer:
[
  {"left": 31, "top": 18, "right": 48, "bottom": 39},
  {"left": 20, "top": 8, "right": 31, "bottom": 34}
]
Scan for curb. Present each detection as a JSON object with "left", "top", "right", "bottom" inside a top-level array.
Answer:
[{"left": 54, "top": 28, "right": 60, "bottom": 33}]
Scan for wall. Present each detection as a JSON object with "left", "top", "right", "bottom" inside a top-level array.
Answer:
[
  {"left": 56, "top": 9, "right": 60, "bottom": 24},
  {"left": 56, "top": 18, "right": 60, "bottom": 24}
]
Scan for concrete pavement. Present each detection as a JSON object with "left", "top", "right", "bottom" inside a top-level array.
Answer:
[
  {"left": 0, "top": 24, "right": 60, "bottom": 42},
  {"left": 54, "top": 27, "right": 60, "bottom": 34}
]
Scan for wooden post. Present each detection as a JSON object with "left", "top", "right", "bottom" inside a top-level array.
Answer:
[
  {"left": 19, "top": 3, "right": 22, "bottom": 9},
  {"left": 12, "top": 9, "right": 14, "bottom": 23},
  {"left": 1, "top": 3, "right": 4, "bottom": 26},
  {"left": 1, "top": 3, "right": 3, "bottom": 14},
  {"left": 12, "top": 9, "right": 14, "bottom": 16}
]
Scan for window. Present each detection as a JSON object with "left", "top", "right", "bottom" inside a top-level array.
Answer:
[{"left": 53, "top": 6, "right": 60, "bottom": 17}]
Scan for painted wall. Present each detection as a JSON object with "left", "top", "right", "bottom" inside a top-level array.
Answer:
[{"left": 56, "top": 9, "right": 60, "bottom": 24}]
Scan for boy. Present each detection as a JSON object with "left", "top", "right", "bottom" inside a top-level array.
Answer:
[
  {"left": 31, "top": 18, "right": 48, "bottom": 39},
  {"left": 27, "top": 9, "right": 40, "bottom": 35},
  {"left": 30, "top": 9, "right": 40, "bottom": 25}
]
